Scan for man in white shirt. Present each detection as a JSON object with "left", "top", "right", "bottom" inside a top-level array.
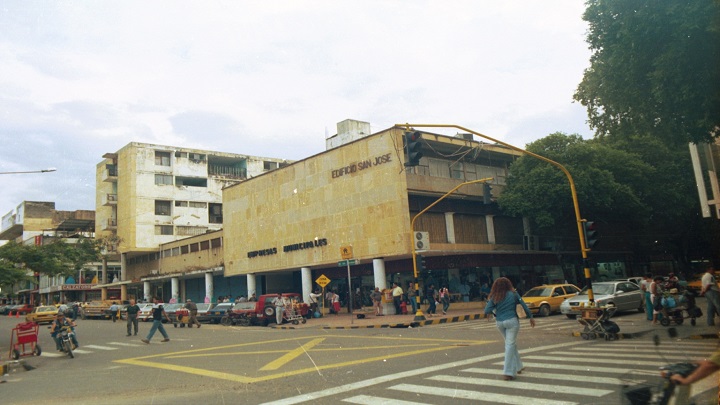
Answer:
[
  {"left": 391, "top": 282, "right": 404, "bottom": 315},
  {"left": 701, "top": 265, "right": 720, "bottom": 326}
]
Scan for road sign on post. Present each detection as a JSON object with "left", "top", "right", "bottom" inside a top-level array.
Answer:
[
  {"left": 337, "top": 259, "right": 358, "bottom": 267},
  {"left": 315, "top": 274, "right": 331, "bottom": 288}
]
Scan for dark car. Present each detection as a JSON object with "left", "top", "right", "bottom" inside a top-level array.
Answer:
[
  {"left": 204, "top": 302, "right": 235, "bottom": 324},
  {"left": 10, "top": 304, "right": 34, "bottom": 315}
]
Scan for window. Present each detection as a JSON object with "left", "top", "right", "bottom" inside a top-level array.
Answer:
[
  {"left": 176, "top": 226, "right": 207, "bottom": 236},
  {"left": 175, "top": 152, "right": 188, "bottom": 158},
  {"left": 155, "top": 174, "right": 173, "bottom": 185},
  {"left": 211, "top": 238, "right": 222, "bottom": 248},
  {"left": 155, "top": 151, "right": 171, "bottom": 166},
  {"left": 264, "top": 161, "right": 278, "bottom": 171},
  {"left": 200, "top": 240, "right": 210, "bottom": 250},
  {"left": 209, "top": 203, "right": 222, "bottom": 223},
  {"left": 155, "top": 200, "right": 172, "bottom": 216},
  {"left": 176, "top": 176, "right": 207, "bottom": 187},
  {"left": 175, "top": 201, "right": 188, "bottom": 207},
  {"left": 189, "top": 201, "right": 207, "bottom": 208},
  {"left": 155, "top": 225, "right": 173, "bottom": 235}
]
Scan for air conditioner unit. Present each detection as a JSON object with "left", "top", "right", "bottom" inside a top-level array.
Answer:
[
  {"left": 414, "top": 231, "right": 429, "bottom": 251},
  {"left": 150, "top": 270, "right": 159, "bottom": 275}
]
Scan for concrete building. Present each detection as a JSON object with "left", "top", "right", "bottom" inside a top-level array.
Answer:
[
  {"left": 95, "top": 142, "right": 290, "bottom": 302},
  {"left": 0, "top": 201, "right": 112, "bottom": 304},
  {"left": 221, "top": 122, "right": 566, "bottom": 313}
]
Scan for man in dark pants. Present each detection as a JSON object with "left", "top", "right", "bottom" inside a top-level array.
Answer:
[
  {"left": 701, "top": 265, "right": 720, "bottom": 326},
  {"left": 391, "top": 282, "right": 403, "bottom": 315},
  {"left": 126, "top": 298, "right": 140, "bottom": 336},
  {"left": 184, "top": 299, "right": 202, "bottom": 328}
]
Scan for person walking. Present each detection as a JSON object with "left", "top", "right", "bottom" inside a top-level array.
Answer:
[
  {"left": 640, "top": 273, "right": 653, "bottom": 321},
  {"left": 331, "top": 292, "right": 341, "bottom": 315},
  {"left": 701, "top": 264, "right": 720, "bottom": 326},
  {"left": 426, "top": 284, "right": 437, "bottom": 317},
  {"left": 406, "top": 282, "right": 418, "bottom": 314},
  {"left": 371, "top": 287, "right": 383, "bottom": 316},
  {"left": 650, "top": 276, "right": 664, "bottom": 325},
  {"left": 272, "top": 293, "right": 286, "bottom": 325},
  {"left": 439, "top": 286, "right": 450, "bottom": 315},
  {"left": 391, "top": 282, "right": 403, "bottom": 315},
  {"left": 184, "top": 299, "right": 202, "bottom": 328},
  {"left": 108, "top": 301, "right": 119, "bottom": 322},
  {"left": 126, "top": 298, "right": 141, "bottom": 336},
  {"left": 141, "top": 297, "right": 171, "bottom": 344},
  {"left": 483, "top": 277, "right": 535, "bottom": 381}
]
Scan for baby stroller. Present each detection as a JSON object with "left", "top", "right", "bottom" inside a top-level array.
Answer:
[
  {"left": 577, "top": 305, "right": 620, "bottom": 341},
  {"left": 659, "top": 289, "right": 702, "bottom": 327}
]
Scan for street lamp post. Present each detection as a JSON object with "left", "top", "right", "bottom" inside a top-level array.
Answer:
[
  {"left": 0, "top": 168, "right": 57, "bottom": 175},
  {"left": 399, "top": 123, "right": 596, "bottom": 304}
]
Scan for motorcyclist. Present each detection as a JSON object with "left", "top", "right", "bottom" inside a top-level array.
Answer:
[{"left": 51, "top": 312, "right": 79, "bottom": 351}]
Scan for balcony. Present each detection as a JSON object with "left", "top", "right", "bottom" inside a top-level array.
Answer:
[
  {"left": 102, "top": 166, "right": 118, "bottom": 182},
  {"left": 102, "top": 218, "right": 117, "bottom": 231},
  {"left": 102, "top": 193, "right": 117, "bottom": 206}
]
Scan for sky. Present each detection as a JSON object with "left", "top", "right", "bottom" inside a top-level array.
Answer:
[{"left": 0, "top": 1, "right": 593, "bottom": 219}]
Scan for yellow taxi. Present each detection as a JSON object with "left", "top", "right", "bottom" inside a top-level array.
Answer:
[
  {"left": 25, "top": 305, "right": 59, "bottom": 324},
  {"left": 686, "top": 273, "right": 720, "bottom": 293},
  {"left": 522, "top": 284, "right": 581, "bottom": 317}
]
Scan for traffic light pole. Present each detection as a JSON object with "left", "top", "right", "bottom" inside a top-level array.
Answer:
[
  {"left": 410, "top": 177, "right": 495, "bottom": 321},
  {"left": 400, "top": 123, "right": 595, "bottom": 304}
]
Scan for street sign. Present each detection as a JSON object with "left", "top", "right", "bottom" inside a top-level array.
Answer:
[
  {"left": 340, "top": 245, "right": 353, "bottom": 259},
  {"left": 315, "top": 274, "right": 331, "bottom": 288},
  {"left": 337, "top": 259, "right": 358, "bottom": 267}
]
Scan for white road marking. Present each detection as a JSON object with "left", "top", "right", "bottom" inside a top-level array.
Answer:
[{"left": 388, "top": 383, "right": 577, "bottom": 405}]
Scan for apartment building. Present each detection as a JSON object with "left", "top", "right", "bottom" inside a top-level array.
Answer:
[{"left": 95, "top": 142, "right": 290, "bottom": 302}]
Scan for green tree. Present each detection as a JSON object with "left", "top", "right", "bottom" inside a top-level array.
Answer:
[
  {"left": 575, "top": 0, "right": 720, "bottom": 144},
  {"left": 0, "top": 238, "right": 102, "bottom": 282},
  {"left": 499, "top": 133, "right": 654, "bottom": 249}
]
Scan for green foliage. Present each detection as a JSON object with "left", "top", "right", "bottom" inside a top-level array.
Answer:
[
  {"left": 575, "top": 0, "right": 720, "bottom": 144},
  {"left": 499, "top": 133, "right": 653, "bottom": 232},
  {"left": 0, "top": 237, "right": 103, "bottom": 285}
]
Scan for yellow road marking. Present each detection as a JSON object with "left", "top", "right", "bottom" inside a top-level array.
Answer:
[
  {"left": 114, "top": 335, "right": 495, "bottom": 383},
  {"left": 260, "top": 337, "right": 325, "bottom": 371}
]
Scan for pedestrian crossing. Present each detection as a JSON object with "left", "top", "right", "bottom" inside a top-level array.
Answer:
[
  {"left": 40, "top": 341, "right": 145, "bottom": 357},
  {"left": 437, "top": 318, "right": 579, "bottom": 333},
  {"left": 337, "top": 340, "right": 719, "bottom": 405}
]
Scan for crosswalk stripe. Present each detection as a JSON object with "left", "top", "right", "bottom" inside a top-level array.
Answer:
[
  {"left": 428, "top": 375, "right": 613, "bottom": 397},
  {"left": 462, "top": 367, "right": 646, "bottom": 386},
  {"left": 84, "top": 345, "right": 117, "bottom": 351},
  {"left": 40, "top": 352, "right": 63, "bottom": 358},
  {"left": 71, "top": 349, "right": 93, "bottom": 354},
  {"left": 547, "top": 351, "right": 700, "bottom": 361},
  {"left": 504, "top": 361, "right": 657, "bottom": 376},
  {"left": 342, "top": 395, "right": 429, "bottom": 405},
  {"left": 108, "top": 342, "right": 143, "bottom": 347},
  {"left": 523, "top": 355, "right": 665, "bottom": 367},
  {"left": 388, "top": 383, "right": 577, "bottom": 405}
]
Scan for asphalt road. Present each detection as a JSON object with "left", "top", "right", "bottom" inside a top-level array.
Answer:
[{"left": 1, "top": 311, "right": 718, "bottom": 404}]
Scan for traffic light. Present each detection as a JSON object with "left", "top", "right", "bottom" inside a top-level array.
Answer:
[
  {"left": 483, "top": 182, "right": 493, "bottom": 204},
  {"left": 404, "top": 130, "right": 423, "bottom": 166},
  {"left": 416, "top": 254, "right": 427, "bottom": 272},
  {"left": 582, "top": 220, "right": 598, "bottom": 249}
]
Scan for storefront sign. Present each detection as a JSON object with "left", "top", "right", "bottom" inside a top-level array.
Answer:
[
  {"left": 247, "top": 238, "right": 328, "bottom": 258},
  {"left": 61, "top": 284, "right": 94, "bottom": 291},
  {"left": 331, "top": 153, "right": 392, "bottom": 179}
]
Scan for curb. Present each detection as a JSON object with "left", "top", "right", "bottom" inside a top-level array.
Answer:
[{"left": 319, "top": 313, "right": 487, "bottom": 330}]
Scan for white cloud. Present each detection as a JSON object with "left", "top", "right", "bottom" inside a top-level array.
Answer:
[{"left": 0, "top": 0, "right": 591, "bottom": 216}]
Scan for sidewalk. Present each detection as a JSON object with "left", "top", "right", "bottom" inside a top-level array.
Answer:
[{"left": 273, "top": 301, "right": 720, "bottom": 340}]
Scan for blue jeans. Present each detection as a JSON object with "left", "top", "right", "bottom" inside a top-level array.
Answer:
[
  {"left": 146, "top": 320, "right": 169, "bottom": 341},
  {"left": 409, "top": 296, "right": 418, "bottom": 313},
  {"left": 496, "top": 317, "right": 523, "bottom": 377},
  {"left": 706, "top": 290, "right": 720, "bottom": 326},
  {"left": 427, "top": 299, "right": 436, "bottom": 314}
]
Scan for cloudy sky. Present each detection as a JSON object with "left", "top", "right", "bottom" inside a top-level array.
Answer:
[{"left": 0, "top": 1, "right": 592, "bottom": 219}]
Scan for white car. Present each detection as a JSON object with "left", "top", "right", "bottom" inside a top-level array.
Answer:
[{"left": 560, "top": 281, "right": 644, "bottom": 318}]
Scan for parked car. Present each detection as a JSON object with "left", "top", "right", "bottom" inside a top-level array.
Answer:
[
  {"left": 560, "top": 281, "right": 644, "bottom": 318},
  {"left": 161, "top": 303, "right": 185, "bottom": 323},
  {"left": 174, "top": 303, "right": 212, "bottom": 325},
  {"left": 136, "top": 303, "right": 154, "bottom": 322},
  {"left": 25, "top": 305, "right": 59, "bottom": 324},
  {"left": 230, "top": 293, "right": 310, "bottom": 326},
  {"left": 613, "top": 277, "right": 643, "bottom": 286},
  {"left": 9, "top": 304, "right": 34, "bottom": 315},
  {"left": 522, "top": 284, "right": 581, "bottom": 317},
  {"left": 204, "top": 302, "right": 235, "bottom": 324}
]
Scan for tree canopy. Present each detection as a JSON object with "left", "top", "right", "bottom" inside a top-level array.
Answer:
[
  {"left": 575, "top": 0, "right": 720, "bottom": 144},
  {"left": 0, "top": 238, "right": 102, "bottom": 290}
]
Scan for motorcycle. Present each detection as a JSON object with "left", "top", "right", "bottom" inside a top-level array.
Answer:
[
  {"left": 58, "top": 326, "right": 77, "bottom": 359},
  {"left": 623, "top": 329, "right": 700, "bottom": 405}
]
